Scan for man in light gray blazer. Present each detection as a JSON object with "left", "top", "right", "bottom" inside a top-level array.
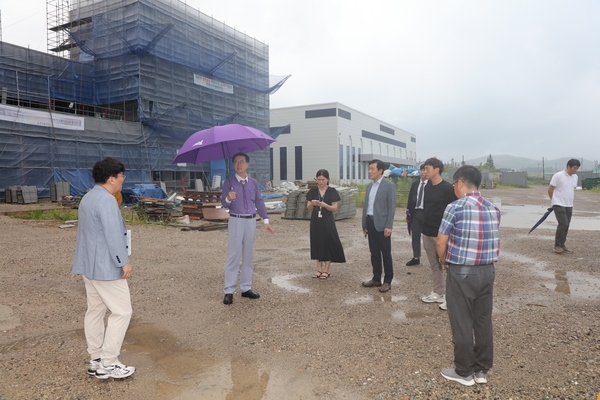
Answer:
[
  {"left": 362, "top": 159, "right": 397, "bottom": 292},
  {"left": 72, "top": 157, "right": 135, "bottom": 380}
]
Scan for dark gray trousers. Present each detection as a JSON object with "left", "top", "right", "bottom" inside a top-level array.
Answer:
[
  {"left": 446, "top": 263, "right": 495, "bottom": 377},
  {"left": 366, "top": 216, "right": 393, "bottom": 284},
  {"left": 410, "top": 209, "right": 424, "bottom": 258},
  {"left": 553, "top": 205, "right": 572, "bottom": 248}
]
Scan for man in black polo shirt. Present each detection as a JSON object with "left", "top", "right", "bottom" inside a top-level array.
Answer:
[{"left": 419, "top": 157, "right": 457, "bottom": 310}]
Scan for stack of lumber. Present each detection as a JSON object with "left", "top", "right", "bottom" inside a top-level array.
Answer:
[{"left": 180, "top": 190, "right": 222, "bottom": 220}]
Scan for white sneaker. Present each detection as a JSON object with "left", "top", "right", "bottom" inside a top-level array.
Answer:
[
  {"left": 439, "top": 301, "right": 447, "bottom": 310},
  {"left": 95, "top": 362, "right": 136, "bottom": 379},
  {"left": 87, "top": 358, "right": 101, "bottom": 376},
  {"left": 421, "top": 292, "right": 445, "bottom": 303},
  {"left": 474, "top": 371, "right": 487, "bottom": 384}
]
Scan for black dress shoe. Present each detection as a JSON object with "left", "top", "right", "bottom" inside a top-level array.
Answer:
[
  {"left": 241, "top": 290, "right": 260, "bottom": 299},
  {"left": 406, "top": 258, "right": 420, "bottom": 266},
  {"left": 223, "top": 294, "right": 233, "bottom": 305}
]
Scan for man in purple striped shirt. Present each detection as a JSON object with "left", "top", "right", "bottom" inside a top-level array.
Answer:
[
  {"left": 436, "top": 165, "right": 500, "bottom": 387},
  {"left": 221, "top": 152, "right": 274, "bottom": 305}
]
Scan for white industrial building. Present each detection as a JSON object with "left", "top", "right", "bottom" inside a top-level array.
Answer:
[{"left": 269, "top": 102, "right": 417, "bottom": 185}]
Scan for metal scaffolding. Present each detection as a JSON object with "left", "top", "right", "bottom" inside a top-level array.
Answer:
[{"left": 1, "top": 0, "right": 286, "bottom": 199}]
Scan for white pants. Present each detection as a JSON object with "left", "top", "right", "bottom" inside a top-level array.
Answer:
[
  {"left": 223, "top": 217, "right": 257, "bottom": 294},
  {"left": 83, "top": 276, "right": 132, "bottom": 366}
]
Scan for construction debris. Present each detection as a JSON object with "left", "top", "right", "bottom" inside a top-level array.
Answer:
[
  {"left": 132, "top": 196, "right": 182, "bottom": 221},
  {"left": 179, "top": 223, "right": 228, "bottom": 232},
  {"left": 283, "top": 186, "right": 357, "bottom": 220},
  {"left": 180, "top": 190, "right": 222, "bottom": 220}
]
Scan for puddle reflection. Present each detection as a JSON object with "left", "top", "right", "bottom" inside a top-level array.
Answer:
[
  {"left": 344, "top": 294, "right": 407, "bottom": 305},
  {"left": 500, "top": 204, "right": 600, "bottom": 230},
  {"left": 270, "top": 274, "right": 311, "bottom": 293},
  {"left": 123, "top": 324, "right": 314, "bottom": 399},
  {"left": 0, "top": 304, "right": 20, "bottom": 331},
  {"left": 344, "top": 295, "right": 373, "bottom": 305},
  {"left": 392, "top": 309, "right": 434, "bottom": 322},
  {"left": 392, "top": 310, "right": 407, "bottom": 321},
  {"left": 503, "top": 252, "right": 600, "bottom": 300},
  {"left": 542, "top": 270, "right": 600, "bottom": 300}
]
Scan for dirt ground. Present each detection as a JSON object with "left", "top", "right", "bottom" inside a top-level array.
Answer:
[{"left": 1, "top": 185, "right": 599, "bottom": 399}]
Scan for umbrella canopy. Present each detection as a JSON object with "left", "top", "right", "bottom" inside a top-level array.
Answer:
[
  {"left": 172, "top": 124, "right": 276, "bottom": 164},
  {"left": 528, "top": 207, "right": 554, "bottom": 234}
]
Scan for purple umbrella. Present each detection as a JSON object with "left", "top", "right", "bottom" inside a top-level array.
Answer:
[{"left": 172, "top": 124, "right": 276, "bottom": 164}]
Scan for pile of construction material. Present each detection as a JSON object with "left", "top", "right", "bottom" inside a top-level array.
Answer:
[
  {"left": 51, "top": 182, "right": 71, "bottom": 202},
  {"left": 273, "top": 181, "right": 300, "bottom": 196},
  {"left": 180, "top": 190, "right": 222, "bottom": 220},
  {"left": 283, "top": 186, "right": 357, "bottom": 220},
  {"left": 133, "top": 197, "right": 181, "bottom": 221},
  {"left": 5, "top": 186, "right": 38, "bottom": 204},
  {"left": 59, "top": 195, "right": 81, "bottom": 209}
]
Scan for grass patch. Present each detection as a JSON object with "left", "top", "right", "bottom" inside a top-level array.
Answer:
[
  {"left": 10, "top": 205, "right": 167, "bottom": 225},
  {"left": 11, "top": 208, "right": 79, "bottom": 221},
  {"left": 494, "top": 183, "right": 528, "bottom": 189},
  {"left": 353, "top": 177, "right": 416, "bottom": 208}
]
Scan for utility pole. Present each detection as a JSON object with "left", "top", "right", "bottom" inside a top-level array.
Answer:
[{"left": 542, "top": 157, "right": 545, "bottom": 183}]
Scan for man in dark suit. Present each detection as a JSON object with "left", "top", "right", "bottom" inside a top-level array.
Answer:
[
  {"left": 361, "top": 159, "right": 397, "bottom": 292},
  {"left": 406, "top": 164, "right": 427, "bottom": 266}
]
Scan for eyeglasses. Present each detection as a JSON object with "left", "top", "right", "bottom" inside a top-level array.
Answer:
[{"left": 233, "top": 160, "right": 247, "bottom": 165}]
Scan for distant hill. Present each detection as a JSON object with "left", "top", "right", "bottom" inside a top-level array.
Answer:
[{"left": 463, "top": 155, "right": 589, "bottom": 174}]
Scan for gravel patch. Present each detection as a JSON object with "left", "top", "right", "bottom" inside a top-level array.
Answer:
[{"left": 1, "top": 185, "right": 599, "bottom": 399}]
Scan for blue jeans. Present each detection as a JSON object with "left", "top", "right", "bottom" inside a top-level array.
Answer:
[{"left": 446, "top": 263, "right": 495, "bottom": 377}]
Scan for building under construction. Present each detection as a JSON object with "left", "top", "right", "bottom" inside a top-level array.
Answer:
[{"left": 0, "top": 0, "right": 286, "bottom": 199}]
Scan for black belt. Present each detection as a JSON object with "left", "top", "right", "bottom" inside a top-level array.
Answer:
[
  {"left": 367, "top": 215, "right": 374, "bottom": 219},
  {"left": 230, "top": 213, "right": 256, "bottom": 219}
]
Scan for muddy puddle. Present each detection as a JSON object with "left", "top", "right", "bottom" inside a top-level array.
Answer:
[
  {"left": 269, "top": 274, "right": 311, "bottom": 293},
  {"left": 123, "top": 323, "right": 314, "bottom": 399},
  {"left": 499, "top": 204, "right": 600, "bottom": 230},
  {"left": 0, "top": 305, "right": 20, "bottom": 331},
  {"left": 502, "top": 252, "right": 600, "bottom": 300}
]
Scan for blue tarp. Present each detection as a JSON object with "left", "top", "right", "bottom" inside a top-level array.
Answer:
[
  {"left": 388, "top": 167, "right": 419, "bottom": 177},
  {"left": 122, "top": 184, "right": 167, "bottom": 204},
  {"left": 262, "top": 193, "right": 283, "bottom": 200}
]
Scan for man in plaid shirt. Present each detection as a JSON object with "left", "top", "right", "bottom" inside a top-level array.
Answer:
[{"left": 435, "top": 165, "right": 500, "bottom": 386}]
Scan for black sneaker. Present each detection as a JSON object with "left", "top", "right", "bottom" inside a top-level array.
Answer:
[{"left": 406, "top": 258, "right": 420, "bottom": 266}]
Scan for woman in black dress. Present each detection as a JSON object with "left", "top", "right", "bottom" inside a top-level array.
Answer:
[{"left": 306, "top": 169, "right": 346, "bottom": 279}]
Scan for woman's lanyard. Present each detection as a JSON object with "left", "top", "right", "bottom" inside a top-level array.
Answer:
[{"left": 317, "top": 188, "right": 325, "bottom": 218}]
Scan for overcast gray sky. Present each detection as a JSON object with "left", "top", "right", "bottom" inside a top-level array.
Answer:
[{"left": 2, "top": 0, "right": 599, "bottom": 164}]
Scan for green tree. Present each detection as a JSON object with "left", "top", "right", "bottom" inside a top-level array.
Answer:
[{"left": 484, "top": 154, "right": 495, "bottom": 169}]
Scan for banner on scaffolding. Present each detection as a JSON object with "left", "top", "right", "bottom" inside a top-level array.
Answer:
[
  {"left": 193, "top": 74, "right": 234, "bottom": 94},
  {"left": 0, "top": 104, "right": 85, "bottom": 131}
]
